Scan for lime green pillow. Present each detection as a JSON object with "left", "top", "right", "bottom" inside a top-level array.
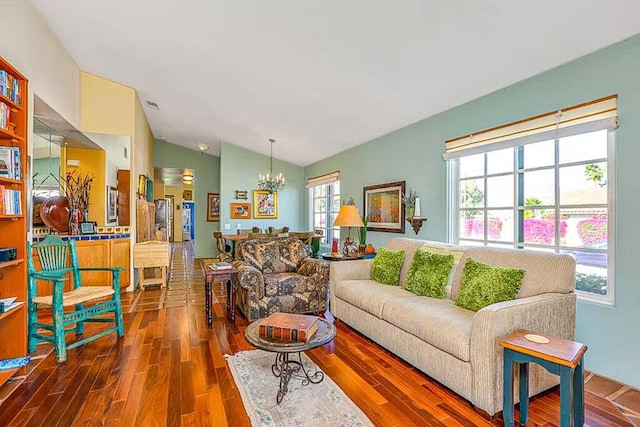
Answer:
[
  {"left": 371, "top": 247, "right": 405, "bottom": 285},
  {"left": 403, "top": 249, "right": 454, "bottom": 298},
  {"left": 455, "top": 258, "right": 525, "bottom": 311}
]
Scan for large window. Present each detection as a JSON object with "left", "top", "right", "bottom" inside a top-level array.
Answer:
[
  {"left": 308, "top": 173, "right": 340, "bottom": 245},
  {"left": 447, "top": 97, "right": 616, "bottom": 302}
]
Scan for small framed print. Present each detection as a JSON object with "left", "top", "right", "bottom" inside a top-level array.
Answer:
[
  {"left": 235, "top": 190, "right": 248, "bottom": 200},
  {"left": 107, "top": 186, "right": 118, "bottom": 223},
  {"left": 231, "top": 202, "right": 251, "bottom": 219},
  {"left": 79, "top": 221, "right": 97, "bottom": 235},
  {"left": 207, "top": 193, "right": 220, "bottom": 222}
]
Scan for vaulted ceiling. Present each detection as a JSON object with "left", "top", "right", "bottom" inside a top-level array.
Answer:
[{"left": 31, "top": 0, "right": 640, "bottom": 166}]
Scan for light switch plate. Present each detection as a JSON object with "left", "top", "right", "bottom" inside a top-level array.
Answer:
[{"left": 224, "top": 223, "right": 231, "bottom": 230}]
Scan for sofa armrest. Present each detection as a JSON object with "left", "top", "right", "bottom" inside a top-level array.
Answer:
[
  {"left": 329, "top": 259, "right": 374, "bottom": 285},
  {"left": 470, "top": 292, "right": 576, "bottom": 416},
  {"left": 297, "top": 258, "right": 330, "bottom": 280},
  {"left": 231, "top": 260, "right": 265, "bottom": 300}
]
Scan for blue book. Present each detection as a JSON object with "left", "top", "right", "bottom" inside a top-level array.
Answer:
[{"left": 0, "top": 356, "right": 30, "bottom": 371}]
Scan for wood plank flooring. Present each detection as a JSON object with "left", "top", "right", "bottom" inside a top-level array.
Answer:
[{"left": 0, "top": 242, "right": 634, "bottom": 426}]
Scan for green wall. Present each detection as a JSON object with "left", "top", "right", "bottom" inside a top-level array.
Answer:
[
  {"left": 220, "top": 142, "right": 304, "bottom": 232},
  {"left": 153, "top": 138, "right": 220, "bottom": 258},
  {"left": 305, "top": 34, "right": 640, "bottom": 388}
]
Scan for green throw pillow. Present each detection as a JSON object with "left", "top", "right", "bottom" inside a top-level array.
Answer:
[
  {"left": 455, "top": 258, "right": 525, "bottom": 311},
  {"left": 371, "top": 247, "right": 405, "bottom": 285},
  {"left": 403, "top": 249, "right": 454, "bottom": 298}
]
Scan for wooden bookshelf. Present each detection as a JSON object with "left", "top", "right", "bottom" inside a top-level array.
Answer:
[{"left": 0, "top": 55, "right": 28, "bottom": 388}]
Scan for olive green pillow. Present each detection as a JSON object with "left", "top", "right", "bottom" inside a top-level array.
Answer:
[
  {"left": 371, "top": 247, "right": 405, "bottom": 285},
  {"left": 455, "top": 258, "right": 525, "bottom": 311},
  {"left": 403, "top": 249, "right": 454, "bottom": 298}
]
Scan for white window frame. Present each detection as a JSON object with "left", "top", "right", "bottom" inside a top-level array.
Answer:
[
  {"left": 308, "top": 179, "right": 340, "bottom": 246},
  {"left": 447, "top": 129, "right": 615, "bottom": 304}
]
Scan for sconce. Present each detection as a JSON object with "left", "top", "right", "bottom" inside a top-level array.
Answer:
[{"left": 407, "top": 217, "right": 427, "bottom": 235}]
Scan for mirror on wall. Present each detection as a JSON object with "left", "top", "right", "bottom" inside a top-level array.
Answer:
[{"left": 32, "top": 96, "right": 132, "bottom": 231}]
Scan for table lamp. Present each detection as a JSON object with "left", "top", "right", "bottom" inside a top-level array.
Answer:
[{"left": 333, "top": 205, "right": 365, "bottom": 257}]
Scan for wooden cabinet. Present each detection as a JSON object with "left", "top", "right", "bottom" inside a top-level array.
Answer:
[
  {"left": 32, "top": 237, "right": 131, "bottom": 295},
  {"left": 0, "top": 56, "right": 28, "bottom": 387}
]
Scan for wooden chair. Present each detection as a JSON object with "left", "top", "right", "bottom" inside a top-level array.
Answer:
[
  {"left": 27, "top": 235, "right": 125, "bottom": 363},
  {"left": 213, "top": 231, "right": 232, "bottom": 262}
]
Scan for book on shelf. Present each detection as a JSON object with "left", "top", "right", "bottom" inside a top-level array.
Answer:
[
  {"left": 0, "top": 70, "right": 21, "bottom": 106},
  {"left": 0, "top": 146, "right": 21, "bottom": 180},
  {"left": 258, "top": 313, "right": 319, "bottom": 342},
  {"left": 0, "top": 356, "right": 30, "bottom": 371},
  {"left": 0, "top": 185, "right": 22, "bottom": 215},
  {"left": 0, "top": 297, "right": 23, "bottom": 314}
]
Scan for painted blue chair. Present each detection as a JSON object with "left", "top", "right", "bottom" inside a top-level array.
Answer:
[{"left": 27, "top": 235, "right": 125, "bottom": 362}]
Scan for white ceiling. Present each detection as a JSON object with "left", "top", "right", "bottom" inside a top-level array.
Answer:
[{"left": 31, "top": 0, "right": 640, "bottom": 166}]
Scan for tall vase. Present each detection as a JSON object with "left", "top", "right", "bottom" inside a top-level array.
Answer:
[{"left": 68, "top": 208, "right": 81, "bottom": 235}]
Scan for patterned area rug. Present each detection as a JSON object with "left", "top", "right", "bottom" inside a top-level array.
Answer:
[{"left": 226, "top": 349, "right": 373, "bottom": 427}]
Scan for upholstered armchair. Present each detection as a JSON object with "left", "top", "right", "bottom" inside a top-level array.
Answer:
[{"left": 232, "top": 236, "right": 330, "bottom": 321}]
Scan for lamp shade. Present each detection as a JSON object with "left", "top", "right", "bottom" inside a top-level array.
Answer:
[{"left": 333, "top": 205, "right": 365, "bottom": 227}]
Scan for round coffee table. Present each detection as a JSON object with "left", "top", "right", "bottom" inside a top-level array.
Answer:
[{"left": 244, "top": 316, "right": 336, "bottom": 404}]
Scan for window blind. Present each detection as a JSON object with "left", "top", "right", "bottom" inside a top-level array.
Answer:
[
  {"left": 306, "top": 171, "right": 339, "bottom": 188},
  {"left": 443, "top": 95, "right": 618, "bottom": 160}
]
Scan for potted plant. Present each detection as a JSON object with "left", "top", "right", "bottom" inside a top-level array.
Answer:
[
  {"left": 251, "top": 226, "right": 260, "bottom": 233},
  {"left": 282, "top": 226, "right": 289, "bottom": 233},
  {"left": 359, "top": 215, "right": 368, "bottom": 254},
  {"left": 402, "top": 190, "right": 418, "bottom": 219}
]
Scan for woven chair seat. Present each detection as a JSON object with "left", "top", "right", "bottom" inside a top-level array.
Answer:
[{"left": 33, "top": 286, "right": 115, "bottom": 307}]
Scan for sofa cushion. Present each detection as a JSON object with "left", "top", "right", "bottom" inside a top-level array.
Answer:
[
  {"left": 333, "top": 279, "right": 417, "bottom": 318},
  {"left": 420, "top": 245, "right": 466, "bottom": 299},
  {"left": 455, "top": 258, "right": 525, "bottom": 311},
  {"left": 450, "top": 247, "right": 576, "bottom": 300},
  {"left": 381, "top": 297, "right": 474, "bottom": 362},
  {"left": 371, "top": 247, "right": 406, "bottom": 285},
  {"left": 403, "top": 249, "right": 454, "bottom": 298},
  {"left": 278, "top": 237, "right": 308, "bottom": 272},
  {"left": 263, "top": 272, "right": 317, "bottom": 296}
]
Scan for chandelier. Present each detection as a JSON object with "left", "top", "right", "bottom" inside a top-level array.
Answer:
[{"left": 257, "top": 138, "right": 285, "bottom": 193}]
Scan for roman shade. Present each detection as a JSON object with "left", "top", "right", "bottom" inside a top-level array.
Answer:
[
  {"left": 306, "top": 171, "right": 339, "bottom": 188},
  {"left": 443, "top": 95, "right": 618, "bottom": 160}
]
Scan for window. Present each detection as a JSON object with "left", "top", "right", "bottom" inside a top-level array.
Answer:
[
  {"left": 446, "top": 96, "right": 616, "bottom": 302},
  {"left": 308, "top": 172, "right": 340, "bottom": 245}
]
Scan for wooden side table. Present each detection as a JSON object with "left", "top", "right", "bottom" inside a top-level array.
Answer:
[
  {"left": 201, "top": 260, "right": 238, "bottom": 327},
  {"left": 501, "top": 329, "right": 587, "bottom": 427}
]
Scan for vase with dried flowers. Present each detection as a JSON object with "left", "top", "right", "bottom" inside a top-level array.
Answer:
[
  {"left": 62, "top": 170, "right": 94, "bottom": 234},
  {"left": 402, "top": 189, "right": 418, "bottom": 219}
]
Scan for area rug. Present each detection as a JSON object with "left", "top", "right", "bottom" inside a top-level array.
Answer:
[{"left": 225, "top": 349, "right": 374, "bottom": 427}]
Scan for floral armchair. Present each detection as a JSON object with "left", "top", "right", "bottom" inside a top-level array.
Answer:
[{"left": 231, "top": 236, "right": 330, "bottom": 321}]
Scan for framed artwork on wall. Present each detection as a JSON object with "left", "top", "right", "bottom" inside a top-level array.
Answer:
[
  {"left": 231, "top": 202, "right": 251, "bottom": 219},
  {"left": 107, "top": 186, "right": 118, "bottom": 223},
  {"left": 363, "top": 181, "right": 405, "bottom": 233},
  {"left": 137, "top": 174, "right": 147, "bottom": 198},
  {"left": 207, "top": 193, "right": 220, "bottom": 222},
  {"left": 254, "top": 190, "right": 278, "bottom": 219},
  {"left": 183, "top": 189, "right": 193, "bottom": 201}
]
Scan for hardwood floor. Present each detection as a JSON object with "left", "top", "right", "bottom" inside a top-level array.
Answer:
[{"left": 0, "top": 242, "right": 633, "bottom": 426}]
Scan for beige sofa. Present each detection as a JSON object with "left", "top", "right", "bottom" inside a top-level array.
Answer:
[{"left": 330, "top": 238, "right": 576, "bottom": 416}]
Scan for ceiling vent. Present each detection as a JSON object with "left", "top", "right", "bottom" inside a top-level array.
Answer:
[{"left": 146, "top": 100, "right": 160, "bottom": 110}]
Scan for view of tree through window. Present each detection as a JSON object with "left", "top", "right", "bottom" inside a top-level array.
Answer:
[{"left": 451, "top": 129, "right": 612, "bottom": 300}]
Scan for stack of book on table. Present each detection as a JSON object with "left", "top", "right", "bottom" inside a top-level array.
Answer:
[
  {"left": 209, "top": 261, "right": 233, "bottom": 270},
  {"left": 258, "top": 313, "right": 319, "bottom": 342}
]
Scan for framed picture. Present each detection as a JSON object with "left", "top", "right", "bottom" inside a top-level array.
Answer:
[
  {"left": 137, "top": 174, "right": 147, "bottom": 197},
  {"left": 254, "top": 190, "right": 278, "bottom": 219},
  {"left": 79, "top": 221, "right": 97, "bottom": 235},
  {"left": 107, "top": 186, "right": 118, "bottom": 223},
  {"left": 231, "top": 202, "right": 251, "bottom": 219},
  {"left": 207, "top": 193, "right": 220, "bottom": 222},
  {"left": 183, "top": 189, "right": 193, "bottom": 201},
  {"left": 363, "top": 181, "right": 405, "bottom": 233},
  {"left": 235, "top": 190, "right": 248, "bottom": 200}
]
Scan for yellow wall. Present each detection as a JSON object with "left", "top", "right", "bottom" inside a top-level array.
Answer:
[
  {"left": 153, "top": 181, "right": 165, "bottom": 200},
  {"left": 62, "top": 147, "right": 106, "bottom": 224},
  {"left": 80, "top": 72, "right": 135, "bottom": 135},
  {"left": 164, "top": 185, "right": 183, "bottom": 242}
]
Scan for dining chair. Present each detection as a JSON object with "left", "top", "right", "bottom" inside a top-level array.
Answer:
[
  {"left": 213, "top": 231, "right": 233, "bottom": 262},
  {"left": 27, "top": 235, "right": 124, "bottom": 362}
]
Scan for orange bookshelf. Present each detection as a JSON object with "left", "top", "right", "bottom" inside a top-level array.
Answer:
[{"left": 0, "top": 55, "right": 28, "bottom": 387}]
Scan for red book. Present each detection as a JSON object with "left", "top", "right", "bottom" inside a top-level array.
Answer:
[{"left": 258, "top": 313, "right": 319, "bottom": 342}]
